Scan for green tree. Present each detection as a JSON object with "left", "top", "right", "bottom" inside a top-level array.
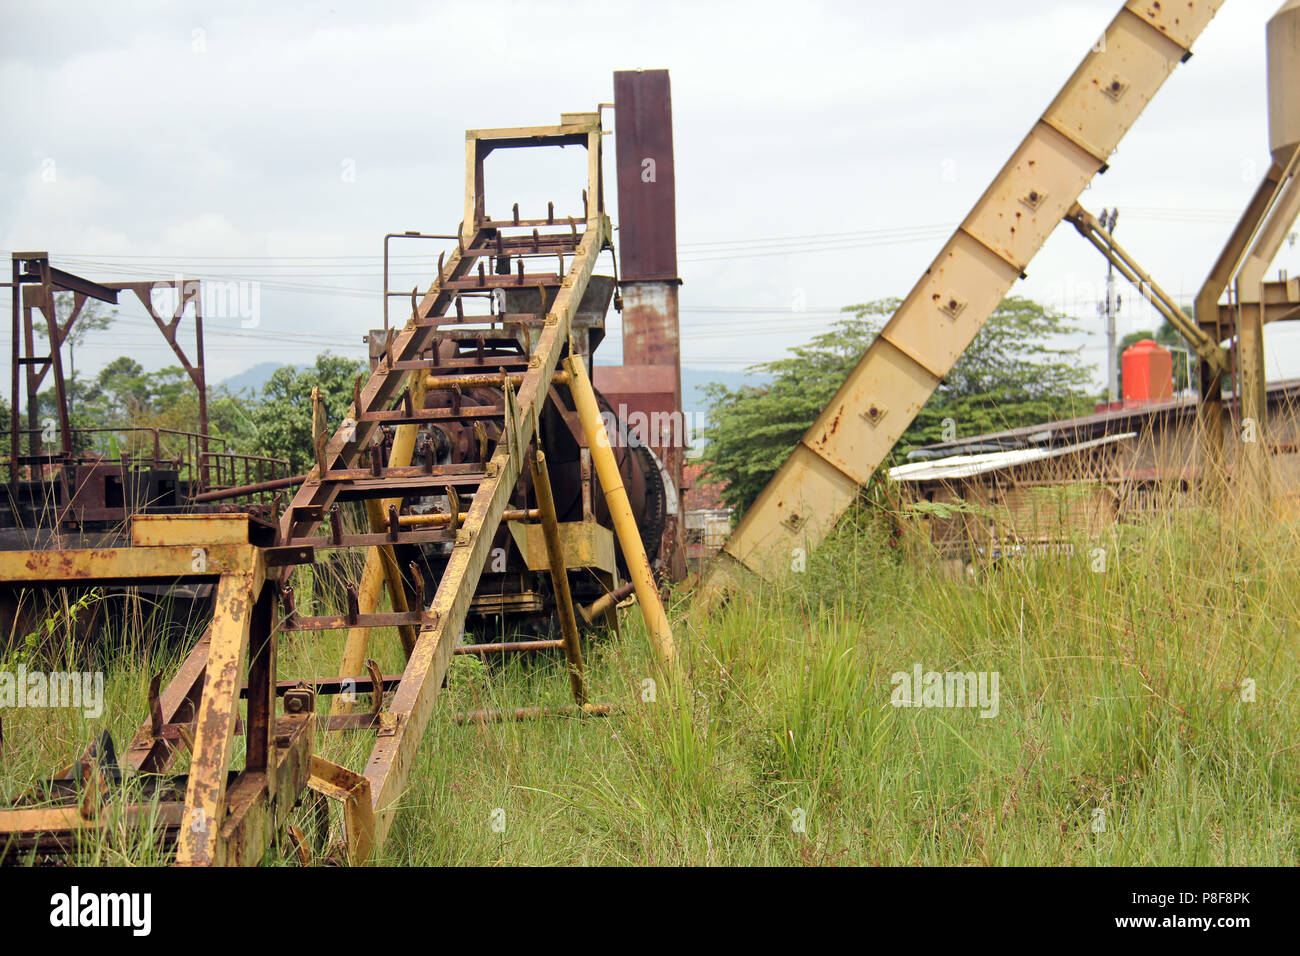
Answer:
[
  {"left": 699, "top": 296, "right": 1096, "bottom": 514},
  {"left": 250, "top": 352, "right": 367, "bottom": 473},
  {"left": 37, "top": 292, "right": 116, "bottom": 407}
]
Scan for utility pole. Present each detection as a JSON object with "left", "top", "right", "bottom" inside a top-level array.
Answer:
[{"left": 1097, "top": 207, "right": 1121, "bottom": 404}]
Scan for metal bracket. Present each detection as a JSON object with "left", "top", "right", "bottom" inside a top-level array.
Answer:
[
  {"left": 938, "top": 293, "right": 967, "bottom": 320},
  {"left": 1020, "top": 189, "right": 1048, "bottom": 212},
  {"left": 781, "top": 512, "right": 808, "bottom": 533},
  {"left": 1101, "top": 75, "right": 1129, "bottom": 101},
  {"left": 860, "top": 404, "right": 887, "bottom": 427}
]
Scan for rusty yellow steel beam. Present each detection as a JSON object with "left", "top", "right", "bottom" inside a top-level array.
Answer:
[
  {"left": 579, "top": 581, "right": 636, "bottom": 625},
  {"left": 701, "top": 0, "right": 1226, "bottom": 597},
  {"left": 0, "top": 543, "right": 257, "bottom": 583},
  {"left": 529, "top": 449, "right": 587, "bottom": 704},
  {"left": 1231, "top": 152, "right": 1300, "bottom": 500},
  {"left": 329, "top": 238, "right": 478, "bottom": 717},
  {"left": 362, "top": 130, "right": 610, "bottom": 856},
  {"left": 307, "top": 755, "right": 375, "bottom": 866},
  {"left": 0, "top": 804, "right": 186, "bottom": 856},
  {"left": 408, "top": 508, "right": 537, "bottom": 527},
  {"left": 564, "top": 351, "right": 675, "bottom": 667},
  {"left": 175, "top": 561, "right": 265, "bottom": 866},
  {"left": 211, "top": 712, "right": 315, "bottom": 866},
  {"left": 130, "top": 514, "right": 256, "bottom": 546},
  {"left": 1067, "top": 203, "right": 1228, "bottom": 373},
  {"left": 424, "top": 371, "right": 570, "bottom": 390},
  {"left": 0, "top": 521, "right": 317, "bottom": 865},
  {"left": 1193, "top": 157, "right": 1297, "bottom": 485}
]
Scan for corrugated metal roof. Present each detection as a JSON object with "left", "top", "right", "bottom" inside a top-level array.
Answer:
[
  {"left": 887, "top": 433, "right": 1137, "bottom": 482},
  {"left": 907, "top": 377, "right": 1300, "bottom": 460}
]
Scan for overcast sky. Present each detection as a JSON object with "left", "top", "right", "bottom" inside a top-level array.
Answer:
[{"left": 3, "top": 0, "right": 1297, "bottom": 393}]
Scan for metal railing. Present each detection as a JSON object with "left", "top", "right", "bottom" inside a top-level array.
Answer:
[
  {"left": 199, "top": 450, "right": 293, "bottom": 502},
  {"left": 8, "top": 425, "right": 291, "bottom": 505}
]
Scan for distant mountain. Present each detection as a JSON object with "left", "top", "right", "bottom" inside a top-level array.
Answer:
[
  {"left": 218, "top": 361, "right": 300, "bottom": 396},
  {"left": 682, "top": 366, "right": 768, "bottom": 419}
]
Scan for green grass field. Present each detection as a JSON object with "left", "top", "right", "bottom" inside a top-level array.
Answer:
[{"left": 2, "top": 494, "right": 1298, "bottom": 865}]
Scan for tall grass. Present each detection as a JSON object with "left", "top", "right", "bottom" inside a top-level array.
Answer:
[{"left": 2, "top": 485, "right": 1297, "bottom": 864}]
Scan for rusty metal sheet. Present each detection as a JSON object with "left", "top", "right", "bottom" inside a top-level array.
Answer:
[
  {"left": 620, "top": 281, "right": 681, "bottom": 370},
  {"left": 614, "top": 70, "right": 678, "bottom": 282},
  {"left": 131, "top": 514, "right": 252, "bottom": 547},
  {"left": 506, "top": 519, "right": 615, "bottom": 573}
]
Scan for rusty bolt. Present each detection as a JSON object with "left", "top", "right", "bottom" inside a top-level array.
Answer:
[{"left": 283, "top": 684, "right": 315, "bottom": 715}]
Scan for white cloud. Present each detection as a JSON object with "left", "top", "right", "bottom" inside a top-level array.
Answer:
[{"left": 2, "top": 0, "right": 1296, "bottom": 389}]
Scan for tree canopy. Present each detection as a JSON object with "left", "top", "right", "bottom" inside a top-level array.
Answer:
[
  {"left": 698, "top": 296, "right": 1096, "bottom": 514},
  {"left": 250, "top": 353, "right": 367, "bottom": 472},
  {"left": 19, "top": 351, "right": 365, "bottom": 473}
]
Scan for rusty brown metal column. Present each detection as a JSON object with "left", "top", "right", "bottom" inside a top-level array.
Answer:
[
  {"left": 19, "top": 290, "right": 42, "bottom": 463},
  {"left": 613, "top": 69, "right": 687, "bottom": 581},
  {"left": 35, "top": 261, "right": 72, "bottom": 457},
  {"left": 9, "top": 256, "right": 20, "bottom": 486},
  {"left": 192, "top": 286, "right": 209, "bottom": 479}
]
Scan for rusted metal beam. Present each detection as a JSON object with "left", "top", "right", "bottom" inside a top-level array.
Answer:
[
  {"left": 44, "top": 265, "right": 119, "bottom": 304},
  {"left": 307, "top": 755, "right": 374, "bottom": 866},
  {"left": 175, "top": 564, "right": 264, "bottom": 866},
  {"left": 578, "top": 581, "right": 636, "bottom": 625},
  {"left": 1067, "top": 203, "right": 1228, "bottom": 373},
  {"left": 455, "top": 638, "right": 565, "bottom": 655},
  {"left": 363, "top": 164, "right": 609, "bottom": 855},
  {"left": 424, "top": 371, "right": 569, "bottom": 390},
  {"left": 452, "top": 703, "right": 612, "bottom": 724},
  {"left": 564, "top": 351, "right": 675, "bottom": 666},
  {"left": 530, "top": 448, "right": 587, "bottom": 704},
  {"left": 191, "top": 473, "right": 307, "bottom": 502},
  {"left": 0, "top": 543, "right": 256, "bottom": 583}
]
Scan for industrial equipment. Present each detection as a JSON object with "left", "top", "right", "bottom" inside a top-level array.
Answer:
[
  {"left": 0, "top": 104, "right": 676, "bottom": 864},
  {"left": 701, "top": 0, "right": 1300, "bottom": 600},
  {"left": 5, "top": 0, "right": 1298, "bottom": 866}
]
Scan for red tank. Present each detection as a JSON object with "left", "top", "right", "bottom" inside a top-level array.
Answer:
[{"left": 1122, "top": 339, "right": 1173, "bottom": 406}]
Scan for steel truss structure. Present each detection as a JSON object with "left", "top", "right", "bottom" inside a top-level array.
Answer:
[{"left": 0, "top": 110, "right": 674, "bottom": 865}]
